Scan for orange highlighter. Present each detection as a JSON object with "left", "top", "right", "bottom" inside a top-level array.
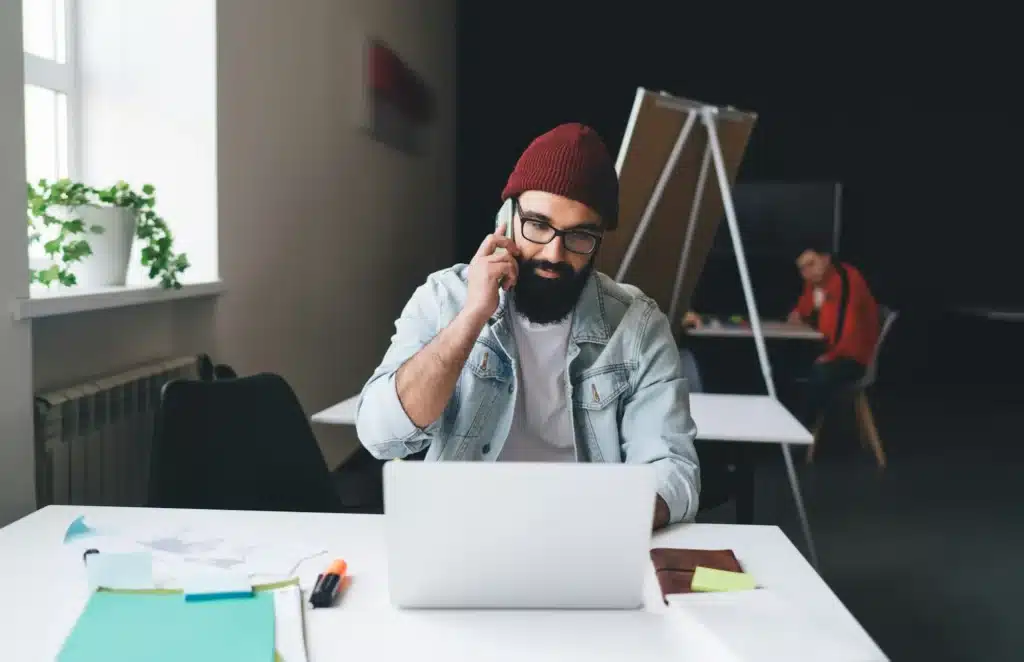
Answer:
[{"left": 310, "top": 559, "right": 348, "bottom": 608}]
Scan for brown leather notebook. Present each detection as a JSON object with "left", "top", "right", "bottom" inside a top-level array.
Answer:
[{"left": 650, "top": 548, "right": 743, "bottom": 601}]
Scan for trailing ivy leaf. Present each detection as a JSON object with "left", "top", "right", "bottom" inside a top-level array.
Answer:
[
  {"left": 142, "top": 184, "right": 155, "bottom": 195},
  {"left": 64, "top": 219, "right": 85, "bottom": 234},
  {"left": 89, "top": 224, "right": 105, "bottom": 234},
  {"left": 59, "top": 271, "right": 77, "bottom": 287},
  {"left": 43, "top": 238, "right": 62, "bottom": 256},
  {"left": 38, "top": 264, "right": 61, "bottom": 285},
  {"left": 62, "top": 239, "right": 93, "bottom": 263}
]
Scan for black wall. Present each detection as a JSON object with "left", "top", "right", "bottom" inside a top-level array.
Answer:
[{"left": 455, "top": 4, "right": 1023, "bottom": 387}]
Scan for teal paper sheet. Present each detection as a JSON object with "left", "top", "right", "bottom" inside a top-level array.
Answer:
[{"left": 58, "top": 590, "right": 275, "bottom": 662}]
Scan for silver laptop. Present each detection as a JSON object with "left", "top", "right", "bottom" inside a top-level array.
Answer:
[{"left": 383, "top": 461, "right": 657, "bottom": 609}]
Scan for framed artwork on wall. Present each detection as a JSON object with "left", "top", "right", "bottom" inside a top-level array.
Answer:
[{"left": 358, "top": 38, "right": 434, "bottom": 155}]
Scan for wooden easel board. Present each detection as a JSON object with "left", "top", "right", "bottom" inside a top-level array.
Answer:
[{"left": 595, "top": 89, "right": 757, "bottom": 318}]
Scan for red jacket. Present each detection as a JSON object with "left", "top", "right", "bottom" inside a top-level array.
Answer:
[{"left": 794, "top": 262, "right": 879, "bottom": 366}]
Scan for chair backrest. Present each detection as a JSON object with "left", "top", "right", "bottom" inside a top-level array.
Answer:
[
  {"left": 149, "top": 373, "right": 342, "bottom": 513},
  {"left": 859, "top": 306, "right": 899, "bottom": 387}
]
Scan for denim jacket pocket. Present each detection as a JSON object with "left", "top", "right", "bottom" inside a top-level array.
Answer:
[
  {"left": 450, "top": 341, "right": 511, "bottom": 445},
  {"left": 572, "top": 365, "right": 630, "bottom": 410},
  {"left": 571, "top": 365, "right": 630, "bottom": 462}
]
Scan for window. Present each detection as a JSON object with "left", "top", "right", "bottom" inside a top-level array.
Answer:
[
  {"left": 23, "top": 0, "right": 77, "bottom": 270},
  {"left": 22, "top": 0, "right": 77, "bottom": 184},
  {"left": 15, "top": 0, "right": 219, "bottom": 306}
]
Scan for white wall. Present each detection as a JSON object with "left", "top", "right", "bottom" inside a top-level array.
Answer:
[
  {"left": 31, "top": 0, "right": 457, "bottom": 469},
  {"left": 214, "top": 0, "right": 457, "bottom": 463},
  {"left": 0, "top": 0, "right": 37, "bottom": 525}
]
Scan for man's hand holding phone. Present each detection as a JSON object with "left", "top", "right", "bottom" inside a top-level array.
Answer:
[{"left": 464, "top": 222, "right": 520, "bottom": 324}]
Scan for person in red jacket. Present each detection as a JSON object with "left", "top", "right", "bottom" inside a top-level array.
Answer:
[{"left": 787, "top": 247, "right": 879, "bottom": 426}]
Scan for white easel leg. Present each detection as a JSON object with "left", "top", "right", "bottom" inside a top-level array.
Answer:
[
  {"left": 669, "top": 144, "right": 712, "bottom": 322},
  {"left": 616, "top": 111, "right": 698, "bottom": 283},
  {"left": 701, "top": 109, "right": 819, "bottom": 569}
]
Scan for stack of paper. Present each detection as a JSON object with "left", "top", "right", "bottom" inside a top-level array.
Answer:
[
  {"left": 58, "top": 582, "right": 308, "bottom": 662},
  {"left": 59, "top": 516, "right": 310, "bottom": 661},
  {"left": 58, "top": 590, "right": 275, "bottom": 662}
]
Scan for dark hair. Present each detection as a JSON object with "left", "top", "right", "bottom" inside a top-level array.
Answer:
[{"left": 800, "top": 242, "right": 832, "bottom": 258}]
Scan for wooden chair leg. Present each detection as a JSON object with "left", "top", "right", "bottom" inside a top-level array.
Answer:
[
  {"left": 854, "top": 392, "right": 887, "bottom": 469},
  {"left": 853, "top": 402, "right": 869, "bottom": 449},
  {"left": 806, "top": 415, "right": 824, "bottom": 463}
]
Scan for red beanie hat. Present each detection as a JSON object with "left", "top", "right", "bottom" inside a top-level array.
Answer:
[{"left": 501, "top": 123, "right": 619, "bottom": 230}]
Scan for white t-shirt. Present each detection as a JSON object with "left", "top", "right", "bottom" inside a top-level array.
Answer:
[
  {"left": 498, "top": 309, "right": 576, "bottom": 462},
  {"left": 813, "top": 287, "right": 826, "bottom": 310}
]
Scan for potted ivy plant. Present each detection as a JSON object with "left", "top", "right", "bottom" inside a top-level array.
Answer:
[{"left": 26, "top": 179, "right": 189, "bottom": 289}]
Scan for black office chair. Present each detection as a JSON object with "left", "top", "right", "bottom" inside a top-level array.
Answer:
[{"left": 149, "top": 373, "right": 347, "bottom": 513}]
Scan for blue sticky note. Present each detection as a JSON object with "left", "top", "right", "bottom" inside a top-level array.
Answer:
[
  {"left": 86, "top": 552, "right": 154, "bottom": 591},
  {"left": 64, "top": 516, "right": 95, "bottom": 543},
  {"left": 57, "top": 590, "right": 275, "bottom": 662},
  {"left": 183, "top": 568, "right": 253, "bottom": 602}
]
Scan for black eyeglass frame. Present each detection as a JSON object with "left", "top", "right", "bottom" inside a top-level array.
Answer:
[{"left": 511, "top": 198, "right": 604, "bottom": 256}]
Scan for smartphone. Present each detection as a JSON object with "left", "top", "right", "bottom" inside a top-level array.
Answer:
[{"left": 494, "top": 199, "right": 514, "bottom": 256}]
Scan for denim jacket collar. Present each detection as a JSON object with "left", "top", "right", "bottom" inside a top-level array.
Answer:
[{"left": 569, "top": 273, "right": 611, "bottom": 346}]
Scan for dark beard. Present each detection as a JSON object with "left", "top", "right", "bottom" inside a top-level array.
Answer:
[{"left": 512, "top": 258, "right": 593, "bottom": 325}]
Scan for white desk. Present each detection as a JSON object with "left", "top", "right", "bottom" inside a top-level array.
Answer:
[
  {"left": 688, "top": 320, "right": 824, "bottom": 341},
  {"left": 2, "top": 505, "right": 886, "bottom": 661},
  {"left": 689, "top": 394, "right": 812, "bottom": 446},
  {"left": 313, "top": 394, "right": 360, "bottom": 425},
  {"left": 314, "top": 392, "right": 812, "bottom": 447}
]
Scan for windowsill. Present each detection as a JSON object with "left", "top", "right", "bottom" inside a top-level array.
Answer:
[{"left": 10, "top": 280, "right": 224, "bottom": 320}]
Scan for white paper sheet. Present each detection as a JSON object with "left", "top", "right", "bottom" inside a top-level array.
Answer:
[
  {"left": 667, "top": 590, "right": 884, "bottom": 662},
  {"left": 64, "top": 516, "right": 326, "bottom": 588},
  {"left": 274, "top": 585, "right": 309, "bottom": 662}
]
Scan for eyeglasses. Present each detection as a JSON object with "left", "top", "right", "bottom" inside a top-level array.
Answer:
[{"left": 513, "top": 199, "right": 602, "bottom": 255}]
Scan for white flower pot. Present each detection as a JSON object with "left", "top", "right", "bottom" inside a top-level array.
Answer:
[{"left": 72, "top": 206, "right": 137, "bottom": 287}]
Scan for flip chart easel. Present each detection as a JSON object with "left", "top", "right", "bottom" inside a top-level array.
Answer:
[{"left": 599, "top": 88, "right": 818, "bottom": 568}]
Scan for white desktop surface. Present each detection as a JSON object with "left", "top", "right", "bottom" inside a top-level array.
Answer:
[
  {"left": 688, "top": 394, "right": 813, "bottom": 446},
  {"left": 313, "top": 394, "right": 360, "bottom": 425},
  {"left": 688, "top": 320, "right": 824, "bottom": 340},
  {"left": 313, "top": 393, "right": 812, "bottom": 447},
  {"left": 2, "top": 506, "right": 884, "bottom": 661}
]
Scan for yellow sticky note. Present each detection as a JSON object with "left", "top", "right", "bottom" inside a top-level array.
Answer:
[{"left": 691, "top": 566, "right": 757, "bottom": 592}]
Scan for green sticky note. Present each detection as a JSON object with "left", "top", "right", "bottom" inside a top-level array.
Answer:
[
  {"left": 58, "top": 590, "right": 275, "bottom": 662},
  {"left": 691, "top": 566, "right": 757, "bottom": 592}
]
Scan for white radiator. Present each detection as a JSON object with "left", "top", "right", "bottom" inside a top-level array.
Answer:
[{"left": 34, "top": 356, "right": 200, "bottom": 508}]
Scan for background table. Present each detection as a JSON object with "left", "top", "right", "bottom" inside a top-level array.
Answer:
[
  {"left": 313, "top": 394, "right": 360, "bottom": 425},
  {"left": 1, "top": 505, "right": 886, "bottom": 661},
  {"left": 687, "top": 320, "right": 824, "bottom": 340},
  {"left": 314, "top": 392, "right": 814, "bottom": 444}
]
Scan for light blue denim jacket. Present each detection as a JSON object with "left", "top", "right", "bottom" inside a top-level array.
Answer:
[{"left": 356, "top": 265, "right": 701, "bottom": 523}]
